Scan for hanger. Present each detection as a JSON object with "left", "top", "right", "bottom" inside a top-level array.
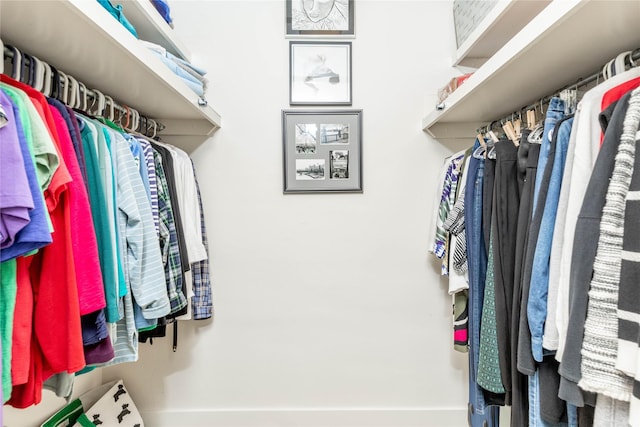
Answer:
[
  {"left": 92, "top": 89, "right": 106, "bottom": 117},
  {"left": 140, "top": 115, "right": 147, "bottom": 136},
  {"left": 77, "top": 82, "right": 87, "bottom": 111},
  {"left": 8, "top": 45, "right": 22, "bottom": 81},
  {"left": 132, "top": 108, "right": 140, "bottom": 132},
  {"left": 613, "top": 51, "right": 632, "bottom": 77},
  {"left": 42, "top": 62, "right": 52, "bottom": 96},
  {"left": 67, "top": 75, "right": 79, "bottom": 108},
  {"left": 513, "top": 112, "right": 522, "bottom": 140},
  {"left": 58, "top": 70, "right": 69, "bottom": 104},
  {"left": 502, "top": 118, "right": 518, "bottom": 146},
  {"left": 149, "top": 119, "right": 157, "bottom": 138},
  {"left": 50, "top": 65, "right": 61, "bottom": 100},
  {"left": 22, "top": 53, "right": 36, "bottom": 87},
  {"left": 104, "top": 95, "right": 115, "bottom": 121},
  {"left": 121, "top": 105, "right": 131, "bottom": 130},
  {"left": 32, "top": 56, "right": 45, "bottom": 92}
]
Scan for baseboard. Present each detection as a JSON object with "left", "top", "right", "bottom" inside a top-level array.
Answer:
[{"left": 139, "top": 407, "right": 467, "bottom": 427}]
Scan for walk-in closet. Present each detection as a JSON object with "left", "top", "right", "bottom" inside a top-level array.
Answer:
[{"left": 2, "top": 1, "right": 640, "bottom": 426}]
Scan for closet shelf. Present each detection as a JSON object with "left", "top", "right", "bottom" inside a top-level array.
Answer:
[
  {"left": 454, "top": 0, "right": 551, "bottom": 68},
  {"left": 119, "top": 0, "right": 192, "bottom": 62},
  {"left": 1, "top": 0, "right": 221, "bottom": 153},
  {"left": 424, "top": 0, "right": 640, "bottom": 141}
]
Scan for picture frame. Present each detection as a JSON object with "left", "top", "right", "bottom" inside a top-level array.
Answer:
[
  {"left": 290, "top": 41, "right": 352, "bottom": 106},
  {"left": 286, "top": 0, "right": 355, "bottom": 37},
  {"left": 282, "top": 110, "right": 363, "bottom": 193}
]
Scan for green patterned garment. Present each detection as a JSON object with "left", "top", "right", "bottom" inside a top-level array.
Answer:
[{"left": 477, "top": 237, "right": 506, "bottom": 394}]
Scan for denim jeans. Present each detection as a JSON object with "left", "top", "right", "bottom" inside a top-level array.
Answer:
[
  {"left": 529, "top": 370, "right": 577, "bottom": 427},
  {"left": 465, "top": 142, "right": 500, "bottom": 426}
]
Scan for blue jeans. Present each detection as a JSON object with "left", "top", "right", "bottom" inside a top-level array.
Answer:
[
  {"left": 465, "top": 142, "right": 500, "bottom": 426},
  {"left": 529, "top": 371, "right": 577, "bottom": 427}
]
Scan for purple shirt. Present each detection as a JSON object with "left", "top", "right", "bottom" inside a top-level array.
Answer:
[
  {"left": 0, "top": 89, "right": 52, "bottom": 262},
  {"left": 0, "top": 90, "right": 33, "bottom": 249}
]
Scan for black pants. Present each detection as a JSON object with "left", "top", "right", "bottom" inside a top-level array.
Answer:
[
  {"left": 510, "top": 135, "right": 539, "bottom": 427},
  {"left": 491, "top": 139, "right": 522, "bottom": 407}
]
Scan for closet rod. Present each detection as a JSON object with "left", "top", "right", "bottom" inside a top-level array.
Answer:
[
  {"left": 3, "top": 45, "right": 165, "bottom": 135},
  {"left": 479, "top": 48, "right": 640, "bottom": 134}
]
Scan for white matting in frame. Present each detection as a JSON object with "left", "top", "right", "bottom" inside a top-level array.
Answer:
[
  {"left": 290, "top": 41, "right": 352, "bottom": 106},
  {"left": 283, "top": 109, "right": 362, "bottom": 193}
]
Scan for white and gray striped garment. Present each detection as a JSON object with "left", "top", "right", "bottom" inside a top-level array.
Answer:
[
  {"left": 616, "top": 92, "right": 640, "bottom": 425},
  {"left": 579, "top": 87, "right": 640, "bottom": 402}
]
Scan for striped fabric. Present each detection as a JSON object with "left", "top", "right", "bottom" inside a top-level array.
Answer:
[
  {"left": 617, "top": 96, "right": 640, "bottom": 424},
  {"left": 579, "top": 87, "right": 640, "bottom": 401},
  {"left": 105, "top": 132, "right": 171, "bottom": 365},
  {"left": 191, "top": 165, "right": 213, "bottom": 320},
  {"left": 139, "top": 138, "right": 159, "bottom": 236},
  {"left": 443, "top": 185, "right": 467, "bottom": 274},
  {"left": 433, "top": 151, "right": 465, "bottom": 273},
  {"left": 154, "top": 150, "right": 187, "bottom": 315}
]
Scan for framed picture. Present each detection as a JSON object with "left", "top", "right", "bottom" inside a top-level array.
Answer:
[
  {"left": 286, "top": 0, "right": 355, "bottom": 37},
  {"left": 290, "top": 41, "right": 352, "bottom": 106},
  {"left": 282, "top": 110, "right": 363, "bottom": 193}
]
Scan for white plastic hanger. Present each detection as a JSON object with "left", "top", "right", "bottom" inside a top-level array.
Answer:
[
  {"left": 67, "top": 75, "right": 78, "bottom": 108},
  {"left": 77, "top": 83, "right": 87, "bottom": 111},
  {"left": 32, "top": 56, "right": 45, "bottom": 92},
  {"left": 58, "top": 70, "right": 69, "bottom": 104},
  {"left": 42, "top": 62, "right": 52, "bottom": 97},
  {"left": 104, "top": 95, "right": 115, "bottom": 121},
  {"left": 92, "top": 89, "right": 106, "bottom": 117}
]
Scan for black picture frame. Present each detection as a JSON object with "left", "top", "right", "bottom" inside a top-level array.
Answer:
[
  {"left": 286, "top": 0, "right": 355, "bottom": 37},
  {"left": 289, "top": 41, "right": 352, "bottom": 106},
  {"left": 282, "top": 110, "right": 363, "bottom": 193}
]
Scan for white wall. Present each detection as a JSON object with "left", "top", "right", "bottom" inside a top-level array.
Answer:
[
  {"left": 5, "top": 1, "right": 471, "bottom": 426},
  {"left": 102, "top": 1, "right": 469, "bottom": 425}
]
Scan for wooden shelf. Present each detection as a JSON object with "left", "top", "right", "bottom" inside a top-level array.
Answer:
[
  {"left": 454, "top": 0, "right": 551, "bottom": 68},
  {"left": 119, "top": 0, "right": 192, "bottom": 61},
  {"left": 424, "top": 0, "right": 640, "bottom": 141},
  {"left": 1, "top": 0, "right": 220, "bottom": 152}
]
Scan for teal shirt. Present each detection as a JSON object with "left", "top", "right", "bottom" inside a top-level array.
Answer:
[{"left": 78, "top": 117, "right": 121, "bottom": 323}]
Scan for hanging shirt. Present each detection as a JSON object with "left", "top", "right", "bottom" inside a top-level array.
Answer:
[
  {"left": 579, "top": 87, "right": 640, "bottom": 402},
  {"left": 432, "top": 151, "right": 465, "bottom": 268},
  {"left": 156, "top": 143, "right": 208, "bottom": 265},
  {"left": 111, "top": 130, "right": 169, "bottom": 321},
  {"left": 138, "top": 138, "right": 159, "bottom": 236},
  {"left": 48, "top": 101, "right": 106, "bottom": 315},
  {"left": 554, "top": 67, "right": 640, "bottom": 363},
  {"left": 190, "top": 161, "right": 213, "bottom": 320},
  {"left": 0, "top": 93, "right": 33, "bottom": 250},
  {"left": 5, "top": 79, "right": 84, "bottom": 409},
  {"left": 77, "top": 116, "right": 121, "bottom": 324},
  {"left": 527, "top": 115, "right": 574, "bottom": 363},
  {"left": 0, "top": 89, "right": 51, "bottom": 262},
  {"left": 0, "top": 80, "right": 58, "bottom": 194},
  {"left": 1, "top": 259, "right": 17, "bottom": 403},
  {"left": 616, "top": 95, "right": 640, "bottom": 426},
  {"left": 154, "top": 149, "right": 186, "bottom": 316}
]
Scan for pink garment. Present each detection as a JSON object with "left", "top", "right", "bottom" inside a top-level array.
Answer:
[{"left": 49, "top": 108, "right": 105, "bottom": 314}]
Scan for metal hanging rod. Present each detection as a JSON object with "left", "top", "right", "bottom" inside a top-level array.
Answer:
[
  {"left": 3, "top": 44, "right": 165, "bottom": 135},
  {"left": 478, "top": 48, "right": 640, "bottom": 135}
]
